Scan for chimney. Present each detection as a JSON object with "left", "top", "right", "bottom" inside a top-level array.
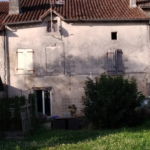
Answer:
[
  {"left": 130, "top": 0, "right": 136, "bottom": 8},
  {"left": 9, "top": 0, "right": 21, "bottom": 15}
]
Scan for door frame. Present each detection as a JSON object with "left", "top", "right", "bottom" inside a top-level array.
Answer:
[{"left": 35, "top": 89, "right": 53, "bottom": 117}]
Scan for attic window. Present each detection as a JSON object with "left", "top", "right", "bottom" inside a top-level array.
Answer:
[
  {"left": 111, "top": 32, "right": 117, "bottom": 40},
  {"left": 47, "top": 20, "right": 58, "bottom": 32}
]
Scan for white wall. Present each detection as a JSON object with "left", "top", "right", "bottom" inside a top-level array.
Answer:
[{"left": 6, "top": 19, "right": 150, "bottom": 116}]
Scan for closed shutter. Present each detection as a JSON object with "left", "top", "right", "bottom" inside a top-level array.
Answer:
[
  {"left": 107, "top": 50, "right": 116, "bottom": 75},
  {"left": 46, "top": 47, "right": 56, "bottom": 73},
  {"left": 26, "top": 49, "right": 34, "bottom": 74},
  {"left": 46, "top": 46, "right": 62, "bottom": 73},
  {"left": 116, "top": 49, "right": 123, "bottom": 75},
  {"left": 17, "top": 49, "right": 25, "bottom": 74}
]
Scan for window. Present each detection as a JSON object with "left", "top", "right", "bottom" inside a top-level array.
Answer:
[
  {"left": 17, "top": 49, "right": 34, "bottom": 74},
  {"left": 107, "top": 49, "right": 123, "bottom": 75},
  {"left": 35, "top": 90, "right": 51, "bottom": 116},
  {"left": 47, "top": 20, "right": 58, "bottom": 32},
  {"left": 111, "top": 32, "right": 117, "bottom": 40}
]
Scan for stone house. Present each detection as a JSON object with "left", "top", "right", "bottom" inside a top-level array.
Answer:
[{"left": 0, "top": 0, "right": 150, "bottom": 117}]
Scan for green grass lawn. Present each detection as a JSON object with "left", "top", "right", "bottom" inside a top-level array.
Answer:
[{"left": 1, "top": 122, "right": 150, "bottom": 150}]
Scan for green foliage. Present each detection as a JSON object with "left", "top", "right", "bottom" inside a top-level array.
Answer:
[
  {"left": 1, "top": 122, "right": 150, "bottom": 150},
  {"left": 0, "top": 95, "right": 26, "bottom": 131},
  {"left": 82, "top": 74, "right": 146, "bottom": 128},
  {"left": 29, "top": 93, "right": 37, "bottom": 130},
  {"left": 68, "top": 104, "right": 77, "bottom": 117}
]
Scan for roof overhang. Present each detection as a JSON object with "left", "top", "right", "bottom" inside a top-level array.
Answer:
[
  {"left": 3, "top": 17, "right": 150, "bottom": 26},
  {"left": 64, "top": 19, "right": 150, "bottom": 22},
  {"left": 4, "top": 20, "right": 42, "bottom": 26},
  {"left": 140, "top": 6, "right": 150, "bottom": 9}
]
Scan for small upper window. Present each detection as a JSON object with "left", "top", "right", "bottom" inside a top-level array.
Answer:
[
  {"left": 111, "top": 32, "right": 117, "bottom": 40},
  {"left": 47, "top": 20, "right": 58, "bottom": 32}
]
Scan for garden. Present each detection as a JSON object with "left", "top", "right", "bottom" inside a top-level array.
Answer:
[
  {"left": 1, "top": 122, "right": 150, "bottom": 150},
  {"left": 1, "top": 74, "right": 150, "bottom": 150}
]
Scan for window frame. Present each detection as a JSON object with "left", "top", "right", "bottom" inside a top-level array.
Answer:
[
  {"left": 47, "top": 20, "right": 58, "bottom": 33},
  {"left": 111, "top": 32, "right": 117, "bottom": 40},
  {"left": 107, "top": 49, "right": 123, "bottom": 76}
]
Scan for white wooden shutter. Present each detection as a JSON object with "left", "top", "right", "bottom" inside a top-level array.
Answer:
[
  {"left": 26, "top": 49, "right": 34, "bottom": 74},
  {"left": 17, "top": 49, "right": 25, "bottom": 74}
]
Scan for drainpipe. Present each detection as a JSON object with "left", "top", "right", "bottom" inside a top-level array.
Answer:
[{"left": 4, "top": 26, "right": 9, "bottom": 97}]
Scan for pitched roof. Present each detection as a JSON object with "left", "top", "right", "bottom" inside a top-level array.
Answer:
[
  {"left": 3, "top": 0, "right": 150, "bottom": 25},
  {"left": 137, "top": 0, "right": 150, "bottom": 7},
  {"left": 0, "top": 2, "right": 9, "bottom": 29}
]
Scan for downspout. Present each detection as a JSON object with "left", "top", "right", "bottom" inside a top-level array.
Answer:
[
  {"left": 4, "top": 26, "right": 9, "bottom": 97},
  {"left": 60, "top": 19, "right": 66, "bottom": 75},
  {"left": 148, "top": 23, "right": 150, "bottom": 97}
]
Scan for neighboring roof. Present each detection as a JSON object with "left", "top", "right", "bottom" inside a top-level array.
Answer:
[
  {"left": 3, "top": 0, "right": 150, "bottom": 25},
  {"left": 137, "top": 0, "right": 150, "bottom": 7},
  {"left": 0, "top": 2, "right": 9, "bottom": 29}
]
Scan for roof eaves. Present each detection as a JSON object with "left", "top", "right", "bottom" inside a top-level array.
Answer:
[
  {"left": 4, "top": 20, "right": 42, "bottom": 25},
  {"left": 140, "top": 6, "right": 150, "bottom": 8},
  {"left": 64, "top": 19, "right": 150, "bottom": 22}
]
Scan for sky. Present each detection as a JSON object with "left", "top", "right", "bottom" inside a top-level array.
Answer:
[{"left": 0, "top": 0, "right": 9, "bottom": 1}]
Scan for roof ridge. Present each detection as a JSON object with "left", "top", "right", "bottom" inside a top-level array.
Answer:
[{"left": 0, "top": 2, "right": 9, "bottom": 3}]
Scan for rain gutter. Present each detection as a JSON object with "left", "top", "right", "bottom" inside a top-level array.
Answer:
[
  {"left": 4, "top": 20, "right": 42, "bottom": 25},
  {"left": 64, "top": 19, "right": 150, "bottom": 22},
  {"left": 4, "top": 26, "right": 9, "bottom": 97}
]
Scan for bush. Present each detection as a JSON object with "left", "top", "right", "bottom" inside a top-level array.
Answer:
[{"left": 82, "top": 74, "right": 146, "bottom": 129}]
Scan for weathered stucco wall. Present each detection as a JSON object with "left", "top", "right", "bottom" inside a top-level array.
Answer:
[{"left": 6, "top": 19, "right": 150, "bottom": 116}]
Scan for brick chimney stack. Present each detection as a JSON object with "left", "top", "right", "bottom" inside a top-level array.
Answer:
[
  {"left": 9, "top": 0, "right": 21, "bottom": 15},
  {"left": 130, "top": 0, "right": 136, "bottom": 8}
]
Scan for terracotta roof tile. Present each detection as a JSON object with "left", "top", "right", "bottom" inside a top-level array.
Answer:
[
  {"left": 3, "top": 0, "right": 150, "bottom": 25},
  {"left": 0, "top": 2, "right": 9, "bottom": 29}
]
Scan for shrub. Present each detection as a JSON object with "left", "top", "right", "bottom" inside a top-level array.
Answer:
[
  {"left": 82, "top": 74, "right": 146, "bottom": 129},
  {"left": 0, "top": 95, "right": 26, "bottom": 131}
]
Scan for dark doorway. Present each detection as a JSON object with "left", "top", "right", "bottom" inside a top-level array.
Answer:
[
  {"left": 35, "top": 90, "right": 51, "bottom": 116},
  {"left": 44, "top": 91, "right": 51, "bottom": 116},
  {"left": 36, "top": 90, "right": 42, "bottom": 113}
]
